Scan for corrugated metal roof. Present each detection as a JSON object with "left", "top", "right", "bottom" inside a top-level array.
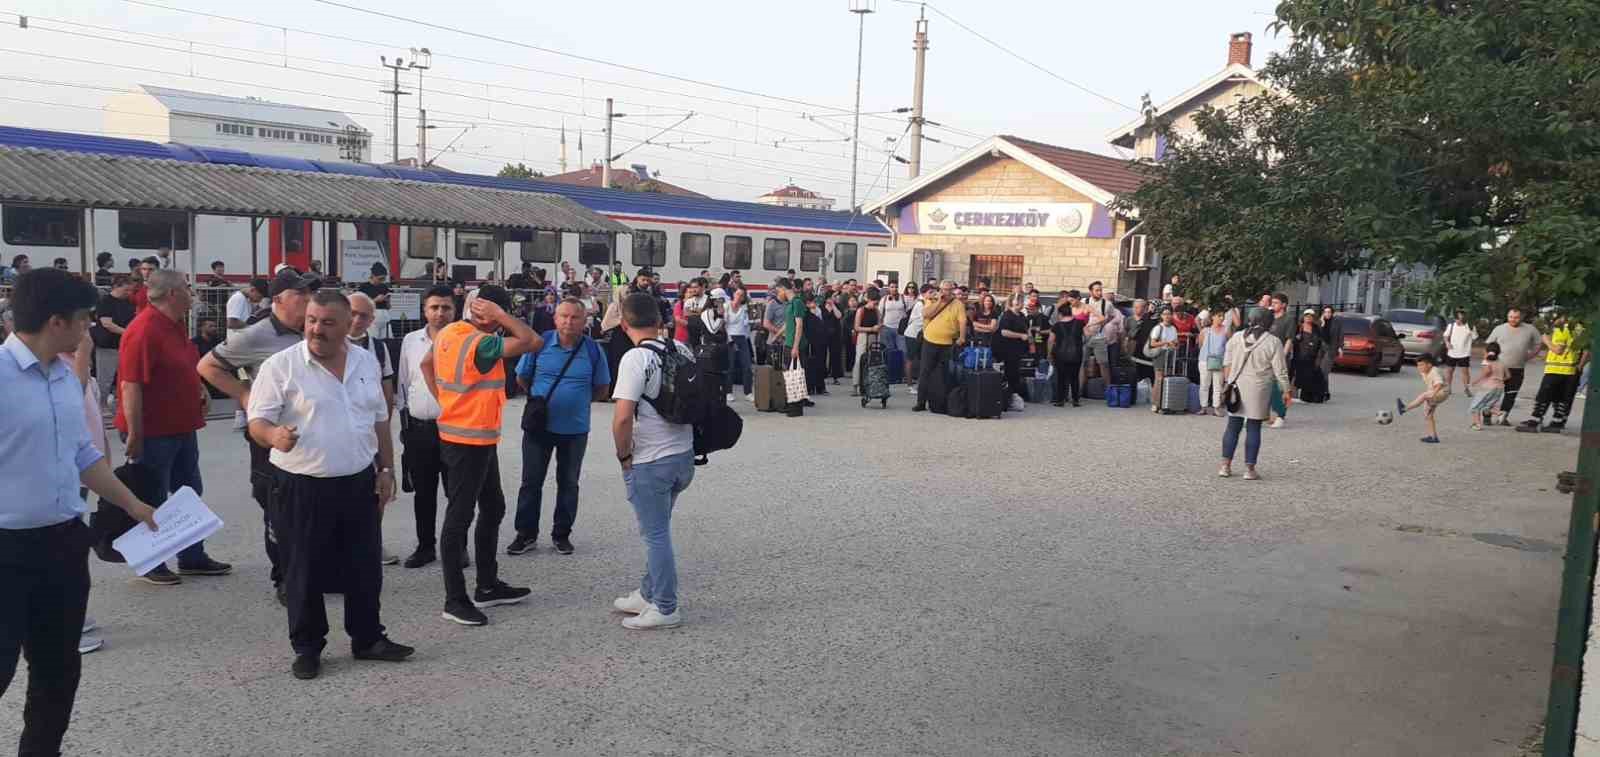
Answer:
[
  {"left": 140, "top": 85, "right": 367, "bottom": 133},
  {"left": 0, "top": 145, "right": 631, "bottom": 234}
]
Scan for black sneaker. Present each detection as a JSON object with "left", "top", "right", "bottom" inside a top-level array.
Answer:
[
  {"left": 353, "top": 637, "right": 415, "bottom": 662},
  {"left": 442, "top": 601, "right": 488, "bottom": 626},
  {"left": 553, "top": 537, "right": 574, "bottom": 555},
  {"left": 1541, "top": 424, "right": 1566, "bottom": 434},
  {"left": 802, "top": 399, "right": 817, "bottom": 407},
  {"left": 177, "top": 558, "right": 233, "bottom": 576},
  {"left": 137, "top": 565, "right": 182, "bottom": 586},
  {"left": 506, "top": 534, "right": 537, "bottom": 555},
  {"left": 1516, "top": 422, "right": 1542, "bottom": 433},
  {"left": 473, "top": 581, "right": 531, "bottom": 609},
  {"left": 1498, "top": 418, "right": 1512, "bottom": 427},
  {"left": 291, "top": 654, "right": 321, "bottom": 680},
  {"left": 402, "top": 547, "right": 436, "bottom": 569}
]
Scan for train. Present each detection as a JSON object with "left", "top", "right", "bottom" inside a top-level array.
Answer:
[{"left": 0, "top": 126, "right": 892, "bottom": 294}]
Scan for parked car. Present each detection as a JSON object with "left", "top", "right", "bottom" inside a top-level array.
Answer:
[
  {"left": 1333, "top": 314, "right": 1406, "bottom": 376},
  {"left": 1386, "top": 308, "right": 1445, "bottom": 361}
]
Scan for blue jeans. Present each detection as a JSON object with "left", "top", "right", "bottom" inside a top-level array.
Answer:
[
  {"left": 878, "top": 327, "right": 904, "bottom": 355},
  {"left": 728, "top": 335, "right": 753, "bottom": 395},
  {"left": 623, "top": 451, "right": 695, "bottom": 615},
  {"left": 137, "top": 432, "right": 209, "bottom": 566},
  {"left": 1221, "top": 416, "right": 1263, "bottom": 465},
  {"left": 514, "top": 431, "right": 588, "bottom": 539}
]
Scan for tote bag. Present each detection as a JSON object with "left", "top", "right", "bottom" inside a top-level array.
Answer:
[{"left": 783, "top": 355, "right": 810, "bottom": 403}]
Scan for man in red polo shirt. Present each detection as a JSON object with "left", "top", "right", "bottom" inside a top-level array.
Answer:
[
  {"left": 115, "top": 269, "right": 232, "bottom": 584},
  {"left": 129, "top": 257, "right": 159, "bottom": 313}
]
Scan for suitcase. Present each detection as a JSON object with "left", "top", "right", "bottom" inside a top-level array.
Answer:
[
  {"left": 862, "top": 343, "right": 891, "bottom": 406},
  {"left": 966, "top": 370, "right": 1005, "bottom": 419},
  {"left": 1024, "top": 376, "right": 1052, "bottom": 404},
  {"left": 885, "top": 348, "right": 905, "bottom": 383},
  {"left": 1084, "top": 377, "right": 1106, "bottom": 400},
  {"left": 754, "top": 364, "right": 785, "bottom": 412},
  {"left": 1160, "top": 375, "right": 1190, "bottom": 414},
  {"left": 1186, "top": 382, "right": 1202, "bottom": 413},
  {"left": 1110, "top": 365, "right": 1136, "bottom": 386}
]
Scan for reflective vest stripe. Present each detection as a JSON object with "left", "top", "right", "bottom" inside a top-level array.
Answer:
[
  {"left": 434, "top": 322, "right": 506, "bottom": 446},
  {"left": 436, "top": 423, "right": 499, "bottom": 440},
  {"left": 436, "top": 379, "right": 507, "bottom": 392}
]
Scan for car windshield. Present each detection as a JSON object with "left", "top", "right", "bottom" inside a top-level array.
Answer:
[
  {"left": 1337, "top": 317, "right": 1374, "bottom": 336},
  {"left": 1387, "top": 310, "right": 1435, "bottom": 325}
]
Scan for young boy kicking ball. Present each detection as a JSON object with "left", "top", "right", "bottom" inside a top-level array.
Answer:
[
  {"left": 1397, "top": 353, "right": 1450, "bottom": 443},
  {"left": 1467, "top": 343, "right": 1507, "bottom": 430}
]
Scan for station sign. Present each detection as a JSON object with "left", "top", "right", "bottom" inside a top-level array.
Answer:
[{"left": 911, "top": 202, "right": 1096, "bottom": 238}]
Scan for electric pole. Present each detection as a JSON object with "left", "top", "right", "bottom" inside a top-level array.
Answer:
[
  {"left": 411, "top": 47, "right": 432, "bottom": 165},
  {"left": 909, "top": 9, "right": 929, "bottom": 178},
  {"left": 602, "top": 98, "right": 628, "bottom": 189},
  {"left": 849, "top": 0, "right": 876, "bottom": 209},
  {"left": 379, "top": 55, "right": 413, "bottom": 164}
]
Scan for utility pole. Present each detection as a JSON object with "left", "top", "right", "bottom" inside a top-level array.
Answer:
[
  {"left": 849, "top": 0, "right": 876, "bottom": 209},
  {"left": 379, "top": 55, "right": 413, "bottom": 164},
  {"left": 602, "top": 98, "right": 628, "bottom": 189},
  {"left": 908, "top": 9, "right": 929, "bottom": 178},
  {"left": 411, "top": 47, "right": 431, "bottom": 165},
  {"left": 560, "top": 122, "right": 569, "bottom": 173}
]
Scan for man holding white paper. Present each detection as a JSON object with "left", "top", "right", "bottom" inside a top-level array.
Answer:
[
  {"left": 248, "top": 290, "right": 414, "bottom": 680},
  {"left": 0, "top": 268, "right": 158, "bottom": 755}
]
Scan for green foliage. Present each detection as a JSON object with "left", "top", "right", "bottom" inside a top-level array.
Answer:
[
  {"left": 496, "top": 162, "right": 544, "bottom": 180},
  {"left": 1115, "top": 0, "right": 1600, "bottom": 323}
]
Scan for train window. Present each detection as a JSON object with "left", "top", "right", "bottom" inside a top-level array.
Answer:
[
  {"left": 521, "top": 230, "right": 560, "bottom": 263},
  {"left": 2, "top": 206, "right": 79, "bottom": 247},
  {"left": 119, "top": 210, "right": 189, "bottom": 250},
  {"left": 456, "top": 230, "right": 497, "bottom": 261},
  {"left": 722, "top": 236, "right": 752, "bottom": 269},
  {"left": 833, "top": 242, "right": 859, "bottom": 273},
  {"left": 632, "top": 230, "right": 667, "bottom": 267},
  {"left": 762, "top": 238, "right": 790, "bottom": 271},
  {"left": 356, "top": 222, "right": 389, "bottom": 254},
  {"left": 799, "top": 241, "right": 825, "bottom": 272},
  {"left": 680, "top": 233, "right": 711, "bottom": 269},
  {"left": 407, "top": 227, "right": 438, "bottom": 259},
  {"left": 578, "top": 233, "right": 614, "bottom": 266}
]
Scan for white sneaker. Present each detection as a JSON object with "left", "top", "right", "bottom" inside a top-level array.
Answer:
[
  {"left": 744, "top": 393, "right": 754, "bottom": 403},
  {"left": 612, "top": 589, "right": 651, "bottom": 615},
  {"left": 1009, "top": 396, "right": 1025, "bottom": 412},
  {"left": 382, "top": 550, "right": 399, "bottom": 566},
  {"left": 622, "top": 606, "right": 682, "bottom": 630},
  {"left": 82, "top": 616, "right": 98, "bottom": 634},
  {"left": 78, "top": 633, "right": 104, "bottom": 654},
  {"left": 1269, "top": 417, "right": 1286, "bottom": 429},
  {"left": 232, "top": 410, "right": 248, "bottom": 430},
  {"left": 909, "top": 385, "right": 919, "bottom": 396},
  {"left": 726, "top": 392, "right": 735, "bottom": 402}
]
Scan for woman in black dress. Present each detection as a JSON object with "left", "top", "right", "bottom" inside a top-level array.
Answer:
[
  {"left": 1291, "top": 310, "right": 1329, "bottom": 402},
  {"left": 1048, "top": 290, "right": 1087, "bottom": 406}
]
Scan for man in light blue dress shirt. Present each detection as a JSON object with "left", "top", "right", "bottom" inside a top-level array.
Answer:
[{"left": 0, "top": 268, "right": 158, "bottom": 756}]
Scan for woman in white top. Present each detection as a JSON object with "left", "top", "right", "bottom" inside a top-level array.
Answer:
[
  {"left": 878, "top": 285, "right": 908, "bottom": 356},
  {"left": 723, "top": 286, "right": 753, "bottom": 401},
  {"left": 1220, "top": 310, "right": 1290, "bottom": 480},
  {"left": 1442, "top": 309, "right": 1477, "bottom": 397},
  {"left": 902, "top": 283, "right": 926, "bottom": 393}
]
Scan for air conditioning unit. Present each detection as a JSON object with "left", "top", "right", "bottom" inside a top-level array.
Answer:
[{"left": 1126, "top": 235, "right": 1151, "bottom": 270}]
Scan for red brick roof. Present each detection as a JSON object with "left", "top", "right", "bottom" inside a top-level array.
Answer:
[
  {"left": 764, "top": 184, "right": 824, "bottom": 199},
  {"left": 1001, "top": 135, "right": 1147, "bottom": 197},
  {"left": 541, "top": 164, "right": 707, "bottom": 198}
]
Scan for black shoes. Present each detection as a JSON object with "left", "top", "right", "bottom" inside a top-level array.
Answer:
[
  {"left": 912, "top": 405, "right": 926, "bottom": 412},
  {"left": 292, "top": 654, "right": 321, "bottom": 680},
  {"left": 177, "top": 558, "right": 233, "bottom": 576},
  {"left": 138, "top": 565, "right": 182, "bottom": 586},
  {"left": 1516, "top": 420, "right": 1541, "bottom": 433},
  {"left": 506, "top": 534, "right": 537, "bottom": 555},
  {"left": 553, "top": 537, "right": 574, "bottom": 555},
  {"left": 353, "top": 637, "right": 416, "bottom": 662},
  {"left": 473, "top": 581, "right": 531, "bottom": 609},
  {"left": 802, "top": 399, "right": 817, "bottom": 407},
  {"left": 1541, "top": 424, "right": 1566, "bottom": 434},
  {"left": 1051, "top": 401, "right": 1065, "bottom": 407},
  {"left": 402, "top": 547, "right": 436, "bottom": 569},
  {"left": 442, "top": 601, "right": 488, "bottom": 626}
]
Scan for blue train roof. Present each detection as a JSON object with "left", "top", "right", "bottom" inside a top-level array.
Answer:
[{"left": 0, "top": 125, "right": 889, "bottom": 237}]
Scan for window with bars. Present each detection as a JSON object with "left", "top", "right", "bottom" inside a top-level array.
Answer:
[
  {"left": 762, "top": 238, "right": 791, "bottom": 271},
  {"left": 723, "top": 236, "right": 752, "bottom": 270},
  {"left": 968, "top": 255, "right": 1024, "bottom": 293},
  {"left": 632, "top": 230, "right": 667, "bottom": 267}
]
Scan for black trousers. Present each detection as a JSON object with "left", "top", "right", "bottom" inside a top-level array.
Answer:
[
  {"left": 440, "top": 441, "right": 506, "bottom": 604},
  {"left": 247, "top": 433, "right": 284, "bottom": 586},
  {"left": 1499, "top": 367, "right": 1527, "bottom": 416},
  {"left": 807, "top": 341, "right": 829, "bottom": 393},
  {"left": 1053, "top": 358, "right": 1082, "bottom": 403},
  {"left": 271, "top": 469, "right": 384, "bottom": 655},
  {"left": 1529, "top": 372, "right": 1582, "bottom": 427},
  {"left": 0, "top": 519, "right": 91, "bottom": 757},
  {"left": 915, "top": 341, "right": 955, "bottom": 411},
  {"left": 999, "top": 353, "right": 1025, "bottom": 404},
  {"left": 401, "top": 416, "right": 448, "bottom": 550}
]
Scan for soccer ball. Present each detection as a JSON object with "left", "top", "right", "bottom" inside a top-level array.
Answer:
[{"left": 1375, "top": 410, "right": 1394, "bottom": 425}]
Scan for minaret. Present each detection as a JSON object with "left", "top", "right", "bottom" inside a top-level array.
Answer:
[
  {"left": 577, "top": 128, "right": 585, "bottom": 169},
  {"left": 559, "top": 122, "right": 569, "bottom": 173}
]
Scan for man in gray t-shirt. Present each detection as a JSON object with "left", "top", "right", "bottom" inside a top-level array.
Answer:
[
  {"left": 1483, "top": 307, "right": 1544, "bottom": 424},
  {"left": 762, "top": 280, "right": 792, "bottom": 366}
]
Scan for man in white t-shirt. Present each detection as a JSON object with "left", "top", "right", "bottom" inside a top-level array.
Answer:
[
  {"left": 1442, "top": 309, "right": 1477, "bottom": 396},
  {"left": 225, "top": 279, "right": 269, "bottom": 332},
  {"left": 609, "top": 293, "right": 695, "bottom": 631}
]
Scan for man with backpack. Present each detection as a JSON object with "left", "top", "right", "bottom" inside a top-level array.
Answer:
[
  {"left": 507, "top": 299, "right": 610, "bottom": 557},
  {"left": 610, "top": 293, "right": 697, "bottom": 630}
]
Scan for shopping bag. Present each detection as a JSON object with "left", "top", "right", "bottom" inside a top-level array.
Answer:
[{"left": 783, "top": 356, "right": 809, "bottom": 403}]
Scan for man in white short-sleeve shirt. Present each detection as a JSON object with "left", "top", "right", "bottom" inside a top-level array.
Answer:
[
  {"left": 225, "top": 279, "right": 269, "bottom": 332},
  {"left": 609, "top": 292, "right": 695, "bottom": 631},
  {"left": 246, "top": 290, "right": 413, "bottom": 680}
]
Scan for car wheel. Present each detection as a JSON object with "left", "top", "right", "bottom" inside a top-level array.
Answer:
[
  {"left": 1389, "top": 355, "right": 1403, "bottom": 372},
  {"left": 1365, "top": 359, "right": 1380, "bottom": 377}
]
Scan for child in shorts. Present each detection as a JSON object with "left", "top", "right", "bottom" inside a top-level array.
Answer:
[
  {"left": 1397, "top": 353, "right": 1450, "bottom": 443},
  {"left": 1467, "top": 343, "right": 1507, "bottom": 430}
]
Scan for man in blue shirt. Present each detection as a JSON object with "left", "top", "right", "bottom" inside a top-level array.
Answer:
[
  {"left": 0, "top": 268, "right": 158, "bottom": 755},
  {"left": 507, "top": 298, "right": 611, "bottom": 556}
]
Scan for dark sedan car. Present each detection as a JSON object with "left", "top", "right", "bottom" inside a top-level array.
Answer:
[{"left": 1333, "top": 314, "right": 1406, "bottom": 376}]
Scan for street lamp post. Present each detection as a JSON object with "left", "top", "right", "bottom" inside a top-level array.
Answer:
[
  {"left": 849, "top": 0, "right": 876, "bottom": 210},
  {"left": 379, "top": 55, "right": 414, "bottom": 164}
]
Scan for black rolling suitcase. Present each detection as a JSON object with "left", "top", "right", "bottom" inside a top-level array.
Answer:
[{"left": 966, "top": 369, "right": 1005, "bottom": 419}]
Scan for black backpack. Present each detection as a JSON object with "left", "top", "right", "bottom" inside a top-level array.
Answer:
[{"left": 637, "top": 340, "right": 742, "bottom": 463}]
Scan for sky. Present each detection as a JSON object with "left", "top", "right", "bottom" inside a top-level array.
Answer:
[{"left": 0, "top": 0, "right": 1289, "bottom": 205}]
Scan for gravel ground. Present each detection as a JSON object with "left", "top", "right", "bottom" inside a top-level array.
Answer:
[{"left": 4, "top": 363, "right": 1581, "bottom": 756}]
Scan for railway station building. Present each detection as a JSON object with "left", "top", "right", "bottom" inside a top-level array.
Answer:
[{"left": 863, "top": 135, "right": 1152, "bottom": 299}]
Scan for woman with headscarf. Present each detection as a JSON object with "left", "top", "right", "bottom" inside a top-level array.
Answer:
[
  {"left": 600, "top": 283, "right": 632, "bottom": 398},
  {"left": 1219, "top": 309, "right": 1291, "bottom": 480},
  {"left": 1291, "top": 310, "right": 1329, "bottom": 403}
]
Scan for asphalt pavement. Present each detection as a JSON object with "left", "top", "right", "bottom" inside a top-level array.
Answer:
[{"left": 3, "top": 363, "right": 1580, "bottom": 756}]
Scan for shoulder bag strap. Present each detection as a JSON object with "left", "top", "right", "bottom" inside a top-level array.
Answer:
[{"left": 537, "top": 341, "right": 584, "bottom": 400}]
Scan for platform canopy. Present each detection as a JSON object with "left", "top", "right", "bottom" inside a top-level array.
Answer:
[{"left": 0, "top": 144, "right": 632, "bottom": 235}]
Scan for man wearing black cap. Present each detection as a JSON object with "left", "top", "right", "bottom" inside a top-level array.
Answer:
[{"left": 197, "top": 268, "right": 318, "bottom": 604}]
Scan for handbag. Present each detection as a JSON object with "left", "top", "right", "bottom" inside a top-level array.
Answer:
[
  {"left": 1207, "top": 355, "right": 1224, "bottom": 371},
  {"left": 783, "top": 354, "right": 810, "bottom": 403},
  {"left": 520, "top": 336, "right": 585, "bottom": 433},
  {"left": 1221, "top": 335, "right": 1266, "bottom": 414}
]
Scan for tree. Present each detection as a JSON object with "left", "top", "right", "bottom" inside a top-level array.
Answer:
[
  {"left": 497, "top": 162, "right": 544, "bottom": 180},
  {"left": 1115, "top": 0, "right": 1600, "bottom": 323}
]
